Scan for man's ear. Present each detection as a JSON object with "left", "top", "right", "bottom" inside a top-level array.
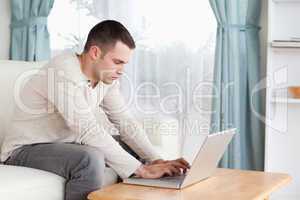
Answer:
[{"left": 89, "top": 45, "right": 102, "bottom": 60}]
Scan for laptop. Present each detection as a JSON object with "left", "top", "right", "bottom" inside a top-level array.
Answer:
[{"left": 123, "top": 128, "right": 236, "bottom": 189}]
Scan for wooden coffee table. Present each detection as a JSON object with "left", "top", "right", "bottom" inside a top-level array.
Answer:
[{"left": 88, "top": 168, "right": 291, "bottom": 200}]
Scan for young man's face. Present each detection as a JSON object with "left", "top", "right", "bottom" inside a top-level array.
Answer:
[{"left": 90, "top": 41, "right": 133, "bottom": 84}]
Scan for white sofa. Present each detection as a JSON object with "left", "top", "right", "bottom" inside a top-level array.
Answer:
[{"left": 0, "top": 60, "right": 119, "bottom": 200}]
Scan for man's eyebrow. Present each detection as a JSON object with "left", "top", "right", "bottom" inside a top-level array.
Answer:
[{"left": 113, "top": 58, "right": 128, "bottom": 64}]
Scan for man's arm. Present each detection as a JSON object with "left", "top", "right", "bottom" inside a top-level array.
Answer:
[{"left": 100, "top": 80, "right": 162, "bottom": 162}]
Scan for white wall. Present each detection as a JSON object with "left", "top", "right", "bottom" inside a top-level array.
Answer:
[{"left": 0, "top": 0, "right": 10, "bottom": 60}]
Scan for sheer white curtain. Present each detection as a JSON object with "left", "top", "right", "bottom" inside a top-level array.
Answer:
[{"left": 49, "top": 0, "right": 216, "bottom": 160}]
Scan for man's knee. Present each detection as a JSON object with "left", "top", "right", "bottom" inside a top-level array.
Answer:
[{"left": 71, "top": 145, "right": 105, "bottom": 185}]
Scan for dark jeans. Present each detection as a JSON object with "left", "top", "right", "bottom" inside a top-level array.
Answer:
[{"left": 4, "top": 135, "right": 141, "bottom": 200}]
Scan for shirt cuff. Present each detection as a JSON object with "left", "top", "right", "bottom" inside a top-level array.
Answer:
[{"left": 116, "top": 157, "right": 142, "bottom": 179}]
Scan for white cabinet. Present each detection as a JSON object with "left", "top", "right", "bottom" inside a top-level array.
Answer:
[{"left": 265, "top": 1, "right": 300, "bottom": 199}]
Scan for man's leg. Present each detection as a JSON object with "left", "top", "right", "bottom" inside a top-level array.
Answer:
[{"left": 4, "top": 143, "right": 105, "bottom": 200}]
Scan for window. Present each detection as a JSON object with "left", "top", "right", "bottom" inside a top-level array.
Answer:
[
  {"left": 49, "top": 0, "right": 216, "bottom": 115},
  {"left": 49, "top": 0, "right": 216, "bottom": 54},
  {"left": 49, "top": 0, "right": 217, "bottom": 159}
]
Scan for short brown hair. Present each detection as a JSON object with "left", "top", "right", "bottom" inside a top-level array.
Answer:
[{"left": 84, "top": 20, "right": 136, "bottom": 53}]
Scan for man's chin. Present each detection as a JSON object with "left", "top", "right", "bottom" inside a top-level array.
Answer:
[{"left": 102, "top": 79, "right": 114, "bottom": 85}]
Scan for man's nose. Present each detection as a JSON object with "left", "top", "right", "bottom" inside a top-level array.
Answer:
[
  {"left": 116, "top": 70, "right": 123, "bottom": 76},
  {"left": 116, "top": 66, "right": 124, "bottom": 75}
]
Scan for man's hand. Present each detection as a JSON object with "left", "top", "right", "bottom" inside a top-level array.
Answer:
[
  {"left": 151, "top": 158, "right": 190, "bottom": 173},
  {"left": 151, "top": 158, "right": 190, "bottom": 167},
  {"left": 134, "top": 157, "right": 190, "bottom": 179}
]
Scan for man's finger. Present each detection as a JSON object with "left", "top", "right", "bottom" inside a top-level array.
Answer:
[
  {"left": 169, "top": 161, "right": 188, "bottom": 170},
  {"left": 176, "top": 158, "right": 190, "bottom": 168},
  {"left": 167, "top": 165, "right": 181, "bottom": 176},
  {"left": 163, "top": 168, "right": 173, "bottom": 177}
]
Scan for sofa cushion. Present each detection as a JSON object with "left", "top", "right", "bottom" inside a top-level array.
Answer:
[
  {"left": 0, "top": 164, "right": 118, "bottom": 200},
  {"left": 0, "top": 164, "right": 65, "bottom": 200}
]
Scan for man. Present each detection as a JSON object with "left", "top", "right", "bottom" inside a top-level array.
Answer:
[{"left": 1, "top": 20, "right": 189, "bottom": 200}]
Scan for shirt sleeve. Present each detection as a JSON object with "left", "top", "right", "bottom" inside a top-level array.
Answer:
[
  {"left": 41, "top": 73, "right": 141, "bottom": 179},
  {"left": 100, "top": 80, "right": 162, "bottom": 162}
]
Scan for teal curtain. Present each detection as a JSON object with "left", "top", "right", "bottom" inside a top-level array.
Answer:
[
  {"left": 209, "top": 0, "right": 264, "bottom": 170},
  {"left": 10, "top": 0, "right": 54, "bottom": 61}
]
